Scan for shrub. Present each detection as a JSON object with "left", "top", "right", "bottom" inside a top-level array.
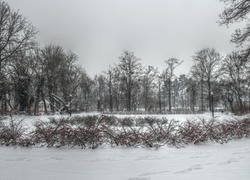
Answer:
[
  {"left": 1, "top": 115, "right": 250, "bottom": 149},
  {"left": 120, "top": 117, "right": 134, "bottom": 127},
  {"left": 0, "top": 119, "right": 28, "bottom": 146}
]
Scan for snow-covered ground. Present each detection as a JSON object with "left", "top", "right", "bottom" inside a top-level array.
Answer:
[
  {"left": 0, "top": 112, "right": 250, "bottom": 180},
  {"left": 0, "top": 139, "right": 249, "bottom": 180}
]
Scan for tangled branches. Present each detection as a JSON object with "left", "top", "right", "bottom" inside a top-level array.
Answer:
[
  {"left": 0, "top": 118, "right": 33, "bottom": 147},
  {"left": 0, "top": 115, "right": 250, "bottom": 149}
]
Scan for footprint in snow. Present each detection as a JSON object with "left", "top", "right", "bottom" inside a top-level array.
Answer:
[
  {"left": 219, "top": 159, "right": 239, "bottom": 165},
  {"left": 174, "top": 164, "right": 203, "bottom": 174},
  {"left": 139, "top": 170, "right": 170, "bottom": 177}
]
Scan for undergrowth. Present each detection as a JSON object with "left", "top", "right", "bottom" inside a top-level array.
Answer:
[{"left": 0, "top": 115, "right": 250, "bottom": 149}]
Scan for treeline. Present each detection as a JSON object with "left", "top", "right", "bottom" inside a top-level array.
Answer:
[
  {"left": 0, "top": 1, "right": 250, "bottom": 115},
  {"left": 92, "top": 49, "right": 250, "bottom": 115}
]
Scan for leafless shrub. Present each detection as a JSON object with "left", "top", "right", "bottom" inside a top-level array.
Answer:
[
  {"left": 241, "top": 118, "right": 250, "bottom": 137},
  {"left": 32, "top": 120, "right": 59, "bottom": 147},
  {"left": 30, "top": 116, "right": 250, "bottom": 149},
  {"left": 157, "top": 119, "right": 181, "bottom": 147},
  {"left": 1, "top": 115, "right": 249, "bottom": 149},
  {"left": 72, "top": 116, "right": 106, "bottom": 149},
  {"left": 220, "top": 118, "right": 250, "bottom": 140},
  {"left": 101, "top": 124, "right": 120, "bottom": 147},
  {"left": 119, "top": 117, "right": 135, "bottom": 127},
  {"left": 178, "top": 120, "right": 200, "bottom": 144},
  {"left": 72, "top": 126, "right": 100, "bottom": 149},
  {"left": 100, "top": 115, "right": 118, "bottom": 126},
  {"left": 0, "top": 119, "right": 28, "bottom": 146}
]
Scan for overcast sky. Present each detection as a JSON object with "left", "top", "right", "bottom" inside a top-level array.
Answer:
[{"left": 7, "top": 0, "right": 240, "bottom": 77}]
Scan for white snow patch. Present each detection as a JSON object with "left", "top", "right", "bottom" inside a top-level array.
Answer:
[{"left": 0, "top": 139, "right": 249, "bottom": 180}]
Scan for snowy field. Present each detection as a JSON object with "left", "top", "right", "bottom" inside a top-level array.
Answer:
[
  {"left": 0, "top": 139, "right": 249, "bottom": 180},
  {"left": 0, "top": 112, "right": 250, "bottom": 180}
]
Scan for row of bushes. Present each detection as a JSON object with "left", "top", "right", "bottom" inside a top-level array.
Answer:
[{"left": 0, "top": 115, "right": 250, "bottom": 149}]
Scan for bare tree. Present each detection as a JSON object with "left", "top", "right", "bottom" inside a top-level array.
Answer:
[
  {"left": 32, "top": 48, "right": 47, "bottom": 115},
  {"left": 161, "top": 58, "right": 183, "bottom": 112},
  {"left": 141, "top": 66, "right": 158, "bottom": 112},
  {"left": 94, "top": 74, "right": 107, "bottom": 112},
  {"left": 104, "top": 66, "right": 115, "bottom": 113},
  {"left": 35, "top": 45, "right": 79, "bottom": 114},
  {"left": 191, "top": 63, "right": 206, "bottom": 111},
  {"left": 191, "top": 48, "right": 221, "bottom": 111},
  {"left": 11, "top": 51, "right": 36, "bottom": 113},
  {"left": 78, "top": 69, "right": 94, "bottom": 112},
  {"left": 58, "top": 51, "right": 79, "bottom": 101},
  {"left": 219, "top": 0, "right": 250, "bottom": 58},
  {"left": 38, "top": 45, "right": 63, "bottom": 112},
  {"left": 111, "top": 66, "right": 122, "bottom": 111},
  {"left": 0, "top": 1, "right": 37, "bottom": 114},
  {"left": 178, "top": 74, "right": 189, "bottom": 110},
  {"left": 186, "top": 78, "right": 197, "bottom": 113},
  {"left": 157, "top": 75, "right": 162, "bottom": 113},
  {"left": 118, "top": 51, "right": 142, "bottom": 111},
  {"left": 220, "top": 51, "right": 248, "bottom": 113}
]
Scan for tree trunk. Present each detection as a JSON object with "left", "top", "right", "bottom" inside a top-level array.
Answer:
[
  {"left": 168, "top": 78, "right": 171, "bottom": 112},
  {"left": 208, "top": 80, "right": 212, "bottom": 111},
  {"left": 109, "top": 74, "right": 113, "bottom": 113},
  {"left": 158, "top": 80, "right": 162, "bottom": 113},
  {"left": 201, "top": 78, "right": 204, "bottom": 112},
  {"left": 128, "top": 76, "right": 132, "bottom": 111}
]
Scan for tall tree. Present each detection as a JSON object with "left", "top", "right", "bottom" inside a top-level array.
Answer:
[
  {"left": 104, "top": 66, "right": 115, "bottom": 113},
  {"left": 36, "top": 45, "right": 78, "bottom": 113},
  {"left": 0, "top": 1, "right": 37, "bottom": 114},
  {"left": 111, "top": 66, "right": 122, "bottom": 111},
  {"left": 33, "top": 48, "right": 47, "bottom": 115},
  {"left": 141, "top": 66, "right": 158, "bottom": 112},
  {"left": 118, "top": 50, "right": 142, "bottom": 111},
  {"left": 191, "top": 48, "right": 221, "bottom": 111},
  {"left": 191, "top": 63, "right": 206, "bottom": 111},
  {"left": 39, "top": 45, "right": 64, "bottom": 112},
  {"left": 58, "top": 50, "right": 79, "bottom": 101},
  {"left": 161, "top": 58, "right": 183, "bottom": 112},
  {"left": 78, "top": 69, "right": 94, "bottom": 112},
  {"left": 178, "top": 74, "right": 189, "bottom": 110},
  {"left": 186, "top": 78, "right": 197, "bottom": 113},
  {"left": 94, "top": 74, "right": 107, "bottom": 112},
  {"left": 157, "top": 74, "right": 162, "bottom": 113},
  {"left": 11, "top": 51, "right": 35, "bottom": 112},
  {"left": 220, "top": 51, "right": 248, "bottom": 113}
]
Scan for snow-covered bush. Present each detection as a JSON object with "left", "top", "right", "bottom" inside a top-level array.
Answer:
[
  {"left": 0, "top": 119, "right": 31, "bottom": 146},
  {"left": 0, "top": 115, "right": 250, "bottom": 149}
]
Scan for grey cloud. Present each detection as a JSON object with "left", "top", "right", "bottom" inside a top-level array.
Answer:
[{"left": 8, "top": 0, "right": 239, "bottom": 77}]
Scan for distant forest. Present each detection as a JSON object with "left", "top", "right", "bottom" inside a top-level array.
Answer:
[{"left": 1, "top": 0, "right": 250, "bottom": 115}]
